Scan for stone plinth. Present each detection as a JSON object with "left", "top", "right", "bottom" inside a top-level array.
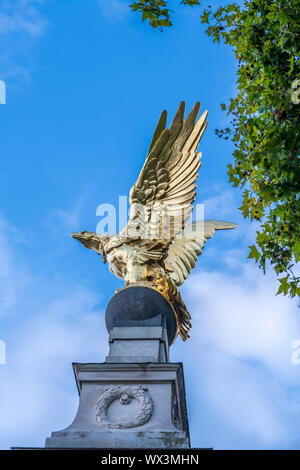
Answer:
[
  {"left": 44, "top": 287, "right": 190, "bottom": 449},
  {"left": 45, "top": 362, "right": 190, "bottom": 449}
]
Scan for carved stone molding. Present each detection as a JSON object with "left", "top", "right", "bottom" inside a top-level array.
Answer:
[{"left": 95, "top": 385, "right": 153, "bottom": 429}]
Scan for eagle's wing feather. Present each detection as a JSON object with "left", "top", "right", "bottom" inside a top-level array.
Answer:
[
  {"left": 119, "top": 102, "right": 208, "bottom": 246},
  {"left": 165, "top": 220, "right": 237, "bottom": 286}
]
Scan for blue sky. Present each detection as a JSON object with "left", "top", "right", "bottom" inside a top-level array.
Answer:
[{"left": 0, "top": 0, "right": 300, "bottom": 450}]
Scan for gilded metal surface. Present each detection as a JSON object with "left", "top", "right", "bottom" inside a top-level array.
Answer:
[{"left": 72, "top": 102, "right": 236, "bottom": 342}]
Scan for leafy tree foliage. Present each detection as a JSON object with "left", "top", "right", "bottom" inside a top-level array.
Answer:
[
  {"left": 130, "top": 1, "right": 200, "bottom": 29},
  {"left": 130, "top": 0, "right": 300, "bottom": 297}
]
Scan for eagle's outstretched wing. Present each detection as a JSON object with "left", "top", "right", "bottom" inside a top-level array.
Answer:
[
  {"left": 118, "top": 102, "right": 208, "bottom": 243},
  {"left": 165, "top": 220, "right": 237, "bottom": 286}
]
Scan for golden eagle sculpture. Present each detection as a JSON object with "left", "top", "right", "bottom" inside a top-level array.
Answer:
[{"left": 72, "top": 102, "right": 236, "bottom": 343}]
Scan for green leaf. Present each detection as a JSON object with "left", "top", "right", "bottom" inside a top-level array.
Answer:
[
  {"left": 276, "top": 276, "right": 290, "bottom": 296},
  {"left": 293, "top": 241, "right": 300, "bottom": 262},
  {"left": 248, "top": 245, "right": 261, "bottom": 263}
]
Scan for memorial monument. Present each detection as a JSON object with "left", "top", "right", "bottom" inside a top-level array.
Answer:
[{"left": 45, "top": 101, "right": 236, "bottom": 448}]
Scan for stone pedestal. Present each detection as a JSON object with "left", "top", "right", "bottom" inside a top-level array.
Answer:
[
  {"left": 44, "top": 286, "right": 190, "bottom": 449},
  {"left": 106, "top": 326, "right": 169, "bottom": 363},
  {"left": 45, "top": 362, "right": 190, "bottom": 448}
]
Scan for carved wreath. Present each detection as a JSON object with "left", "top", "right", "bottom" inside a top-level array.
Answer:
[{"left": 95, "top": 385, "right": 153, "bottom": 429}]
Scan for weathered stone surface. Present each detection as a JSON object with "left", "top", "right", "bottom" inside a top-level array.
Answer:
[
  {"left": 45, "top": 430, "right": 189, "bottom": 449},
  {"left": 95, "top": 385, "right": 153, "bottom": 429},
  {"left": 45, "top": 362, "right": 190, "bottom": 449},
  {"left": 106, "top": 326, "right": 169, "bottom": 363}
]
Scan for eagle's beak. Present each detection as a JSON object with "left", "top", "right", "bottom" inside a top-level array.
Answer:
[{"left": 71, "top": 232, "right": 81, "bottom": 240}]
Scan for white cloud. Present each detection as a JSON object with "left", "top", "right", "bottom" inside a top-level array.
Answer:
[
  {"left": 0, "top": 214, "right": 107, "bottom": 449},
  {"left": 46, "top": 191, "right": 91, "bottom": 235},
  {"left": 0, "top": 215, "right": 33, "bottom": 318},
  {"left": 0, "top": 295, "right": 107, "bottom": 449},
  {"left": 183, "top": 265, "right": 300, "bottom": 380},
  {"left": 98, "top": 0, "right": 130, "bottom": 23},
  {"left": 0, "top": 0, "right": 47, "bottom": 37},
  {"left": 202, "top": 187, "right": 240, "bottom": 220},
  {"left": 0, "top": 0, "right": 48, "bottom": 79},
  {"left": 171, "top": 193, "right": 300, "bottom": 448},
  {"left": 171, "top": 250, "right": 300, "bottom": 448}
]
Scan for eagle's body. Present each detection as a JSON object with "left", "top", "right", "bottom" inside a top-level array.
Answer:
[
  {"left": 106, "top": 239, "right": 149, "bottom": 283},
  {"left": 72, "top": 102, "right": 237, "bottom": 343},
  {"left": 107, "top": 244, "right": 164, "bottom": 284}
]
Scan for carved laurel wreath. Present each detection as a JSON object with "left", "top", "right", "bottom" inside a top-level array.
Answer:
[{"left": 95, "top": 385, "right": 153, "bottom": 429}]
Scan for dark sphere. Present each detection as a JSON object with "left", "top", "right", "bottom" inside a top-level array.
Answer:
[{"left": 105, "top": 286, "right": 177, "bottom": 345}]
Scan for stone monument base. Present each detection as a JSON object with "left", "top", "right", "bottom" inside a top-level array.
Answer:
[
  {"left": 45, "top": 430, "right": 189, "bottom": 449},
  {"left": 44, "top": 288, "right": 190, "bottom": 449},
  {"left": 45, "top": 362, "right": 190, "bottom": 449}
]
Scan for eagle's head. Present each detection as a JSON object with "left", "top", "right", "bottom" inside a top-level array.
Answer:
[{"left": 71, "top": 231, "right": 110, "bottom": 262}]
